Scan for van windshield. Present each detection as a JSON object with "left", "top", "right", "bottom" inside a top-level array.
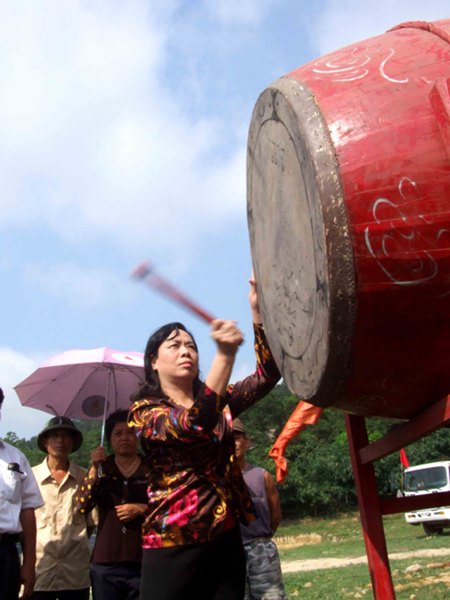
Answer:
[{"left": 404, "top": 466, "right": 448, "bottom": 492}]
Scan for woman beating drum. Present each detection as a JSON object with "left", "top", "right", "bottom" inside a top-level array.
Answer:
[{"left": 128, "top": 276, "right": 281, "bottom": 599}]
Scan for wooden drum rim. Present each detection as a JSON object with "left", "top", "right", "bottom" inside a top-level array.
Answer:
[{"left": 247, "top": 77, "right": 356, "bottom": 405}]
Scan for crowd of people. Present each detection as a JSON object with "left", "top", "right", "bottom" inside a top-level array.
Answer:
[{"left": 0, "top": 278, "right": 287, "bottom": 600}]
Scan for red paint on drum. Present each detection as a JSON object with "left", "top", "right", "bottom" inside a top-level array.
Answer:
[{"left": 247, "top": 20, "right": 450, "bottom": 419}]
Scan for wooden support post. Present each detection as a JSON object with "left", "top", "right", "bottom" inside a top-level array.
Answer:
[{"left": 345, "top": 414, "right": 396, "bottom": 600}]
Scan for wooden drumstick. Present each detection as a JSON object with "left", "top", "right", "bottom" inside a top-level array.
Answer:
[{"left": 131, "top": 262, "right": 216, "bottom": 324}]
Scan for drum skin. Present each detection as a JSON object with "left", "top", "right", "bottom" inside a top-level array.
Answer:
[{"left": 247, "top": 20, "right": 450, "bottom": 419}]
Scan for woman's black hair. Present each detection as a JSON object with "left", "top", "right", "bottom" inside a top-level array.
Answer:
[
  {"left": 105, "top": 409, "right": 129, "bottom": 447},
  {"left": 132, "top": 322, "right": 202, "bottom": 401}
]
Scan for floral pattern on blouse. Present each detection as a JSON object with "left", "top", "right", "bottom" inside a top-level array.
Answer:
[{"left": 128, "top": 324, "right": 281, "bottom": 548}]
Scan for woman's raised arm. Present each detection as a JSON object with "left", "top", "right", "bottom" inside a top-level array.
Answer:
[{"left": 205, "top": 319, "right": 243, "bottom": 397}]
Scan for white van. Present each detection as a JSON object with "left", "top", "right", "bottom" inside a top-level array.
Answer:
[{"left": 403, "top": 460, "right": 450, "bottom": 535}]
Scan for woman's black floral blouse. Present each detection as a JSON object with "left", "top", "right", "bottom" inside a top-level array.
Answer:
[{"left": 128, "top": 324, "right": 280, "bottom": 548}]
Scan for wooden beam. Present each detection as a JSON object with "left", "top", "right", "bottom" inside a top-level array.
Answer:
[
  {"left": 359, "top": 395, "right": 450, "bottom": 465},
  {"left": 381, "top": 491, "right": 450, "bottom": 515}
]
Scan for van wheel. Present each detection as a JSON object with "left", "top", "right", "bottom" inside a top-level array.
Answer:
[{"left": 423, "top": 524, "right": 443, "bottom": 536}]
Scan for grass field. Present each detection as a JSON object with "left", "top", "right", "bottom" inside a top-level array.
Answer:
[{"left": 275, "top": 512, "right": 450, "bottom": 598}]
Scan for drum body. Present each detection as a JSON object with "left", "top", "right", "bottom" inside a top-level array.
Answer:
[{"left": 247, "top": 20, "right": 450, "bottom": 419}]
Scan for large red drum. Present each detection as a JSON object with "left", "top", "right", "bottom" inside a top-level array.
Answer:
[{"left": 247, "top": 20, "right": 450, "bottom": 419}]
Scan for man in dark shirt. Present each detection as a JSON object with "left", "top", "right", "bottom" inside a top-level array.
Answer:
[
  {"left": 234, "top": 418, "right": 287, "bottom": 600},
  {"left": 76, "top": 410, "right": 149, "bottom": 600}
]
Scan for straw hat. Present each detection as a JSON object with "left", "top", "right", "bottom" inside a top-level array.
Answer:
[{"left": 37, "top": 416, "right": 83, "bottom": 453}]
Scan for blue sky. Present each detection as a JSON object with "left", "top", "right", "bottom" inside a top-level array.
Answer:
[{"left": 1, "top": 0, "right": 449, "bottom": 439}]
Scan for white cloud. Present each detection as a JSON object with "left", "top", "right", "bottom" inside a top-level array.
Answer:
[
  {"left": 2, "top": 0, "right": 448, "bottom": 256},
  {"left": 0, "top": 347, "right": 50, "bottom": 439},
  {"left": 0, "top": 1, "right": 164, "bottom": 140},
  {"left": 23, "top": 263, "right": 136, "bottom": 310},
  {"left": 204, "top": 0, "right": 276, "bottom": 26},
  {"left": 0, "top": 0, "right": 247, "bottom": 258}
]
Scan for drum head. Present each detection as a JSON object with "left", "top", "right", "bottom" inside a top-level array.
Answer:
[{"left": 247, "top": 77, "right": 355, "bottom": 405}]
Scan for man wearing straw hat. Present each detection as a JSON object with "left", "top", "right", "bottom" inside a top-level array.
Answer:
[{"left": 31, "top": 417, "right": 96, "bottom": 600}]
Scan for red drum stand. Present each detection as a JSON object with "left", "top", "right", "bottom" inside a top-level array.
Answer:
[{"left": 346, "top": 394, "right": 450, "bottom": 599}]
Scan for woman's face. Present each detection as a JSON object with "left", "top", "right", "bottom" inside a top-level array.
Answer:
[
  {"left": 151, "top": 329, "right": 199, "bottom": 385},
  {"left": 110, "top": 421, "right": 138, "bottom": 457}
]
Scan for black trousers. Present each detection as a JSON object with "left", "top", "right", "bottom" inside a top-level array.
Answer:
[
  {"left": 140, "top": 527, "right": 246, "bottom": 600},
  {"left": 30, "top": 590, "right": 89, "bottom": 600},
  {"left": 90, "top": 562, "right": 141, "bottom": 600},
  {"left": 0, "top": 540, "right": 20, "bottom": 600}
]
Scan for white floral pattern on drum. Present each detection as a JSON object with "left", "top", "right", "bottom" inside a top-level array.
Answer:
[
  {"left": 364, "top": 176, "right": 450, "bottom": 287},
  {"left": 311, "top": 43, "right": 409, "bottom": 84}
]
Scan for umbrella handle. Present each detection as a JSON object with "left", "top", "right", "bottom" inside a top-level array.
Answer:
[
  {"left": 100, "top": 369, "right": 112, "bottom": 446},
  {"left": 98, "top": 369, "right": 112, "bottom": 477}
]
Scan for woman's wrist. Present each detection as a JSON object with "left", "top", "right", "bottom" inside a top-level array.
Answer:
[
  {"left": 251, "top": 308, "right": 262, "bottom": 324},
  {"left": 214, "top": 349, "right": 238, "bottom": 367}
]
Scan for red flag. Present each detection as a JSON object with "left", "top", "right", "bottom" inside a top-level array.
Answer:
[
  {"left": 400, "top": 448, "right": 409, "bottom": 468},
  {"left": 269, "top": 400, "right": 323, "bottom": 484}
]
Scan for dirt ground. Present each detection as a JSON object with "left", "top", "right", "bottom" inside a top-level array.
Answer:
[{"left": 281, "top": 547, "right": 450, "bottom": 573}]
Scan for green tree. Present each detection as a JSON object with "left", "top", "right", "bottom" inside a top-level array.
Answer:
[
  {"left": 71, "top": 420, "right": 102, "bottom": 468},
  {"left": 4, "top": 431, "right": 42, "bottom": 466},
  {"left": 238, "top": 384, "right": 450, "bottom": 518}
]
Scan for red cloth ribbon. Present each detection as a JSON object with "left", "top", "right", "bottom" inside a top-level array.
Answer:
[
  {"left": 400, "top": 448, "right": 410, "bottom": 468},
  {"left": 269, "top": 400, "right": 324, "bottom": 484}
]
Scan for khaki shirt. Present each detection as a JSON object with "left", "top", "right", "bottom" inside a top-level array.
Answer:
[{"left": 33, "top": 458, "right": 96, "bottom": 591}]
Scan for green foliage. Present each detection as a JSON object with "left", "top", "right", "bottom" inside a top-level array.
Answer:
[
  {"left": 244, "top": 398, "right": 358, "bottom": 518},
  {"left": 402, "top": 427, "right": 450, "bottom": 465},
  {"left": 244, "top": 382, "right": 299, "bottom": 472},
  {"left": 71, "top": 420, "right": 102, "bottom": 468},
  {"left": 5, "top": 384, "right": 450, "bottom": 518},
  {"left": 241, "top": 383, "right": 450, "bottom": 518},
  {"left": 282, "top": 414, "right": 356, "bottom": 517},
  {"left": 3, "top": 431, "right": 42, "bottom": 467}
]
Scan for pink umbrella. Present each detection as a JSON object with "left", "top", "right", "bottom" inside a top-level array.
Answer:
[{"left": 14, "top": 347, "right": 145, "bottom": 444}]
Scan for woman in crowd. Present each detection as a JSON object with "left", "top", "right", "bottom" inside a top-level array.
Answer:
[
  {"left": 76, "top": 409, "right": 149, "bottom": 600},
  {"left": 128, "top": 276, "right": 280, "bottom": 600}
]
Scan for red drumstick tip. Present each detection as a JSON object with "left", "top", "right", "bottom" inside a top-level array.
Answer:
[{"left": 131, "top": 261, "right": 153, "bottom": 280}]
